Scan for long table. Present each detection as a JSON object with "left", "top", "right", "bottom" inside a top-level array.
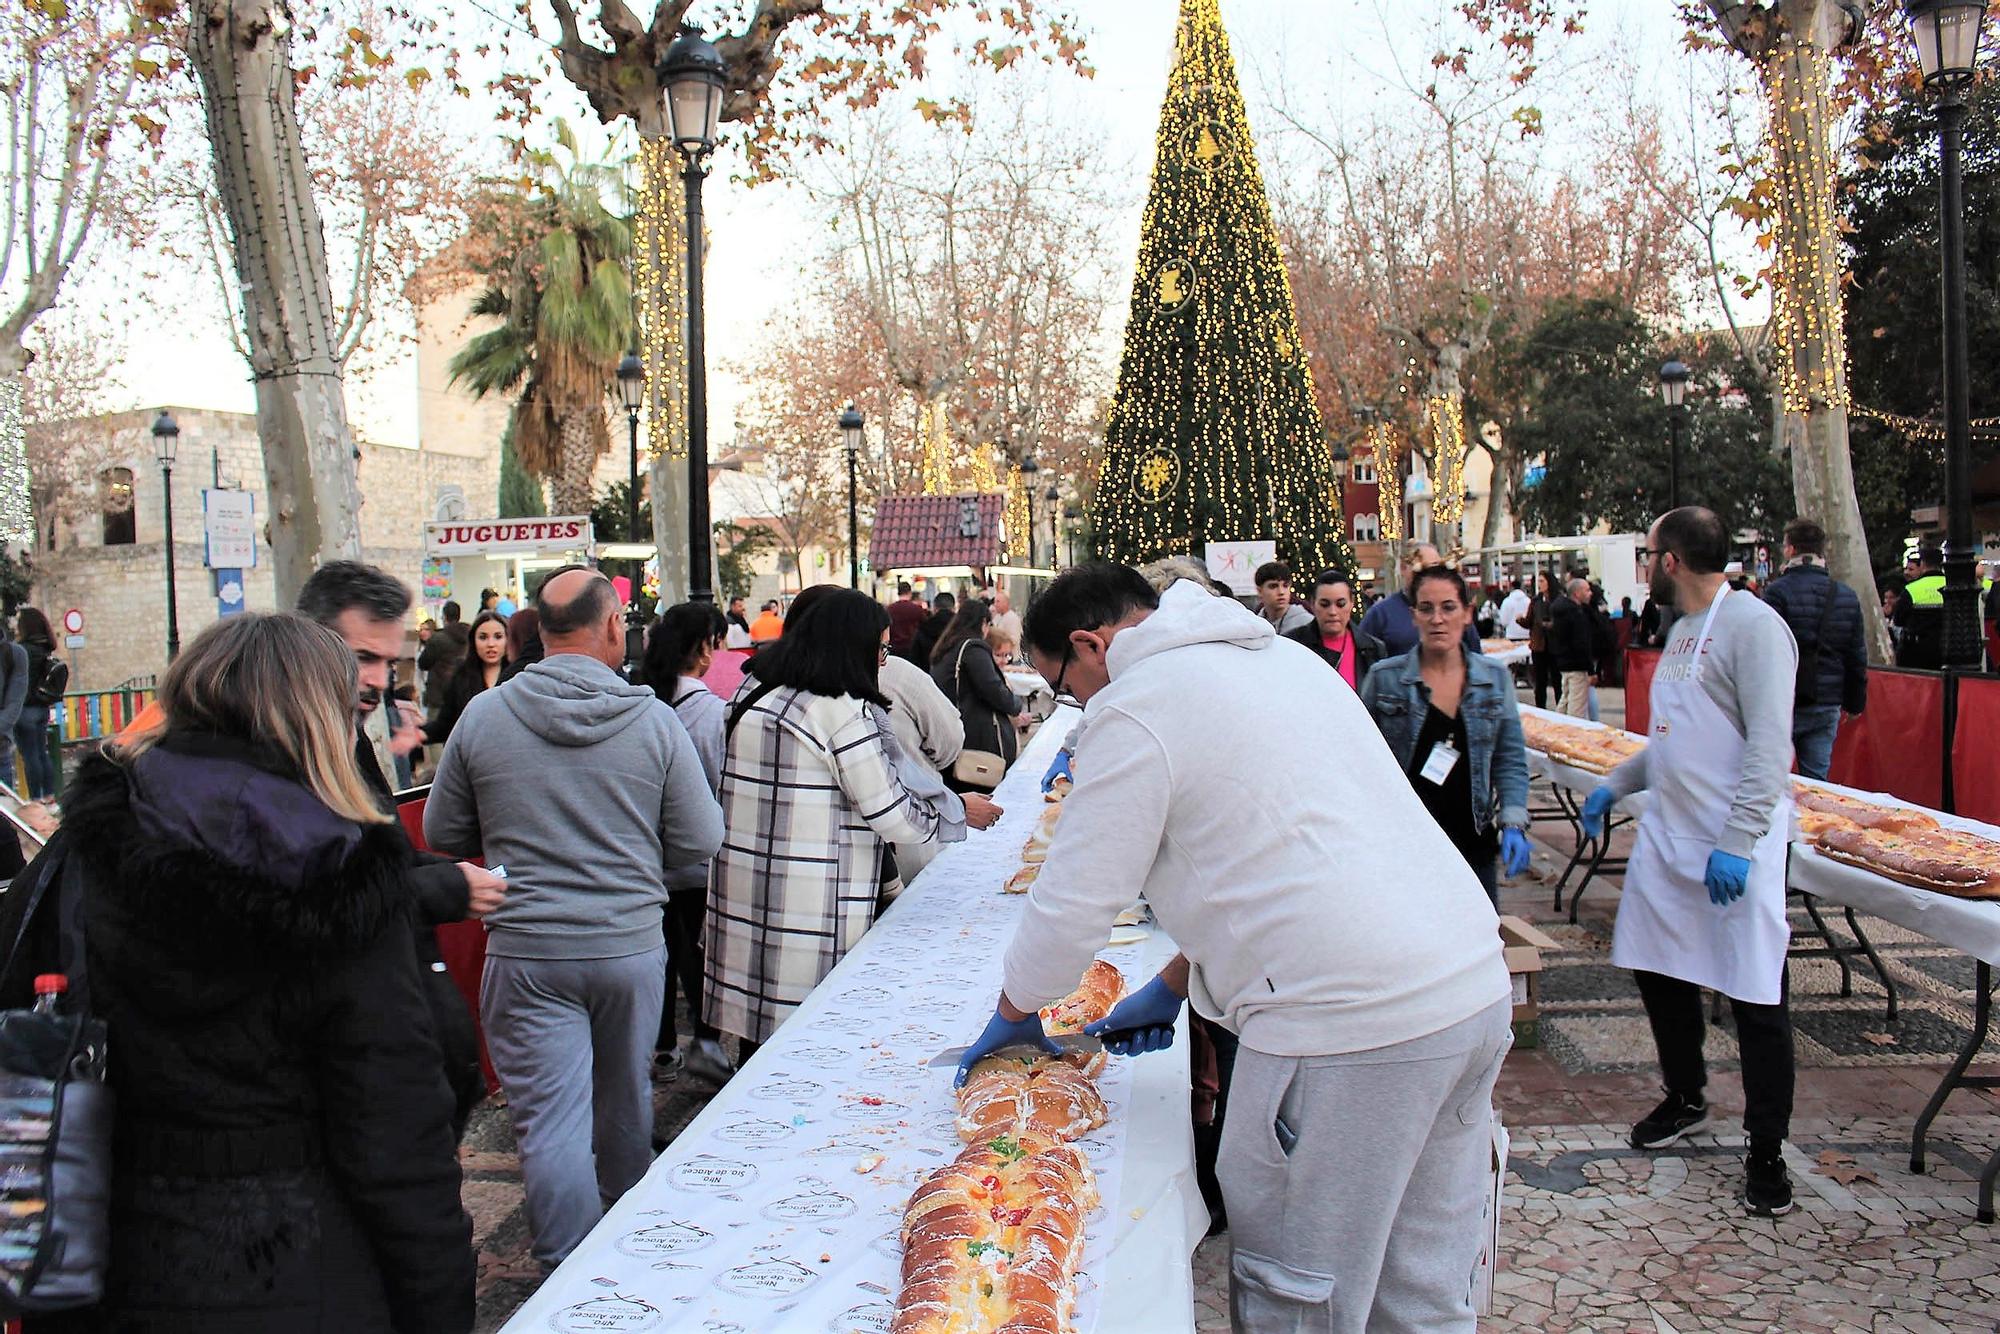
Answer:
[
  {"left": 1516, "top": 708, "right": 2000, "bottom": 1221},
  {"left": 499, "top": 712, "right": 1205, "bottom": 1334}
]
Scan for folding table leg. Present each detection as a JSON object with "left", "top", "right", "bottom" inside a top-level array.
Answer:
[
  {"left": 1912, "top": 960, "right": 1992, "bottom": 1176},
  {"left": 1842, "top": 906, "right": 1899, "bottom": 1023},
  {"left": 1799, "top": 893, "right": 1854, "bottom": 998}
]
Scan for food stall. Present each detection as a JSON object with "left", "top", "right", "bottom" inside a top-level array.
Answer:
[
  {"left": 498, "top": 715, "right": 1207, "bottom": 1334},
  {"left": 419, "top": 516, "right": 597, "bottom": 613}
]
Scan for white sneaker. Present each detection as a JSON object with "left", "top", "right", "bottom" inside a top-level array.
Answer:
[{"left": 685, "top": 1037, "right": 735, "bottom": 1084}]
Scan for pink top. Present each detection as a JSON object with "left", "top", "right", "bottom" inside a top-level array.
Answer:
[{"left": 1321, "top": 630, "right": 1357, "bottom": 688}]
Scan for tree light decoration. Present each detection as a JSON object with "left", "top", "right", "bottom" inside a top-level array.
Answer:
[
  {"left": 1427, "top": 393, "right": 1468, "bottom": 524},
  {"left": 921, "top": 399, "right": 955, "bottom": 495},
  {"left": 635, "top": 136, "right": 688, "bottom": 459},
  {"left": 1373, "top": 419, "right": 1404, "bottom": 543},
  {"left": 1005, "top": 464, "right": 1030, "bottom": 559},
  {"left": 1765, "top": 49, "right": 1851, "bottom": 414},
  {"left": 0, "top": 378, "right": 30, "bottom": 544},
  {"left": 1091, "top": 0, "right": 1353, "bottom": 576}
]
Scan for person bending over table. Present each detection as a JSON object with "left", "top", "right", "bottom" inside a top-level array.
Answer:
[
  {"left": 1359, "top": 565, "right": 1531, "bottom": 905},
  {"left": 956, "top": 563, "right": 1511, "bottom": 1334},
  {"left": 1582, "top": 505, "right": 1800, "bottom": 1217}
]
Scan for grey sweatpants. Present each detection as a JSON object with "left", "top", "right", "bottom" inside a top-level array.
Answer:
[
  {"left": 482, "top": 947, "right": 665, "bottom": 1267},
  {"left": 1219, "top": 998, "right": 1512, "bottom": 1334}
]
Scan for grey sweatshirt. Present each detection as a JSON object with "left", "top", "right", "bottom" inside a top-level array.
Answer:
[
  {"left": 424, "top": 654, "right": 725, "bottom": 960},
  {"left": 1605, "top": 586, "right": 1797, "bottom": 858}
]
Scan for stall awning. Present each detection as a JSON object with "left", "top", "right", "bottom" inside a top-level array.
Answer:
[{"left": 868, "top": 493, "right": 1005, "bottom": 572}]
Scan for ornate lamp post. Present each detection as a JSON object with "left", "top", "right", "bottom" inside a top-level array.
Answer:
[
  {"left": 840, "top": 402, "right": 864, "bottom": 588},
  {"left": 616, "top": 350, "right": 645, "bottom": 547},
  {"left": 1019, "top": 454, "right": 1041, "bottom": 567},
  {"left": 659, "top": 26, "right": 728, "bottom": 603},
  {"left": 1044, "top": 483, "right": 1061, "bottom": 568},
  {"left": 152, "top": 410, "right": 181, "bottom": 661},
  {"left": 1657, "top": 359, "right": 1691, "bottom": 510},
  {"left": 1904, "top": 0, "right": 1989, "bottom": 670}
]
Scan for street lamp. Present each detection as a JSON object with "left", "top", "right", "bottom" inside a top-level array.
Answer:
[
  {"left": 151, "top": 410, "right": 181, "bottom": 662},
  {"left": 659, "top": 25, "right": 728, "bottom": 603},
  {"left": 1063, "top": 504, "right": 1082, "bottom": 568},
  {"left": 1905, "top": 0, "right": 1989, "bottom": 670},
  {"left": 1044, "top": 483, "right": 1060, "bottom": 569},
  {"left": 1330, "top": 442, "right": 1350, "bottom": 484},
  {"left": 616, "top": 350, "right": 645, "bottom": 550},
  {"left": 840, "top": 402, "right": 864, "bottom": 588},
  {"left": 1018, "top": 454, "right": 1041, "bottom": 567},
  {"left": 1658, "top": 359, "right": 1691, "bottom": 510}
]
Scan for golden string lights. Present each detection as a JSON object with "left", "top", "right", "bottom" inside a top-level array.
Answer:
[
  {"left": 635, "top": 136, "right": 687, "bottom": 459},
  {"left": 1765, "top": 49, "right": 1850, "bottom": 415},
  {"left": 1373, "top": 419, "right": 1404, "bottom": 543},
  {"left": 920, "top": 400, "right": 954, "bottom": 495},
  {"left": 1091, "top": 0, "right": 1352, "bottom": 577},
  {"left": 1853, "top": 404, "right": 2000, "bottom": 441},
  {"left": 1005, "top": 464, "right": 1030, "bottom": 559},
  {"left": 1426, "top": 394, "right": 1467, "bottom": 525},
  {"left": 0, "top": 378, "right": 29, "bottom": 543}
]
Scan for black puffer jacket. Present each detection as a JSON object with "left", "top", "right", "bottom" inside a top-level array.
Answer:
[
  {"left": 1762, "top": 562, "right": 1868, "bottom": 713},
  {"left": 47, "top": 737, "right": 474, "bottom": 1334}
]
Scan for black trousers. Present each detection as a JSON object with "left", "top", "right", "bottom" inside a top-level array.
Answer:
[
  {"left": 1531, "top": 649, "right": 1557, "bottom": 709},
  {"left": 1634, "top": 967, "right": 1795, "bottom": 1152},
  {"left": 659, "top": 888, "right": 718, "bottom": 1051}
]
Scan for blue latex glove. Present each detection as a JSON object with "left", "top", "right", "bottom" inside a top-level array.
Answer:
[
  {"left": 1500, "top": 826, "right": 1532, "bottom": 877},
  {"left": 1580, "top": 786, "right": 1616, "bottom": 840},
  {"left": 1083, "top": 975, "right": 1185, "bottom": 1057},
  {"left": 1041, "top": 748, "right": 1073, "bottom": 793},
  {"left": 1704, "top": 850, "right": 1752, "bottom": 905},
  {"left": 954, "top": 1007, "right": 1060, "bottom": 1088}
]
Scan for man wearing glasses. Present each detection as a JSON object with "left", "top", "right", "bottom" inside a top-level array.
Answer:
[
  {"left": 1582, "top": 506, "right": 1800, "bottom": 1217},
  {"left": 956, "top": 562, "right": 1512, "bottom": 1332}
]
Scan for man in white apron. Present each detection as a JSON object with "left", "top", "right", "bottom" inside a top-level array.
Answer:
[{"left": 1582, "top": 507, "right": 1800, "bottom": 1216}]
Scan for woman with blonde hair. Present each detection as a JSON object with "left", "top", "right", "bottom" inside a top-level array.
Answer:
[{"left": 28, "top": 612, "right": 474, "bottom": 1332}]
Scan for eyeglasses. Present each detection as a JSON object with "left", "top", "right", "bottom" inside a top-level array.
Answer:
[{"left": 1049, "top": 646, "right": 1080, "bottom": 707}]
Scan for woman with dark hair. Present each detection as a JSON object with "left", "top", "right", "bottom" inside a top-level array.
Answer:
[
  {"left": 423, "top": 610, "right": 507, "bottom": 747},
  {"left": 929, "top": 599, "right": 1025, "bottom": 789},
  {"left": 14, "top": 613, "right": 473, "bottom": 1331},
  {"left": 13, "top": 606, "right": 59, "bottom": 801},
  {"left": 704, "top": 589, "right": 952, "bottom": 1050},
  {"left": 1360, "top": 566, "right": 1533, "bottom": 905},
  {"left": 499, "top": 605, "right": 543, "bottom": 681},
  {"left": 641, "top": 601, "right": 733, "bottom": 1083},
  {"left": 1527, "top": 570, "right": 1560, "bottom": 709}
]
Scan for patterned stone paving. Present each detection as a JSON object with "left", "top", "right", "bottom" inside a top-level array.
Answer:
[{"left": 470, "top": 774, "right": 2000, "bottom": 1332}]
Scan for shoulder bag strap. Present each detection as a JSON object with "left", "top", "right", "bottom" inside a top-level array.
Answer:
[{"left": 725, "top": 680, "right": 781, "bottom": 740}]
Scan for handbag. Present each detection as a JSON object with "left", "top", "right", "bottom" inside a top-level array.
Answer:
[
  {"left": 0, "top": 835, "right": 112, "bottom": 1314},
  {"left": 949, "top": 641, "right": 1008, "bottom": 790}
]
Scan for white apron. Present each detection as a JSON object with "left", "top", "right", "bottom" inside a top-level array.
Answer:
[{"left": 1610, "top": 586, "right": 1792, "bottom": 1004}]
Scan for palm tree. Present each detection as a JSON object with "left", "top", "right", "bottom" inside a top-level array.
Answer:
[{"left": 451, "top": 124, "right": 633, "bottom": 516}]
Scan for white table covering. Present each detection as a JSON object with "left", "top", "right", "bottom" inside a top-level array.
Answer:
[
  {"left": 1481, "top": 641, "right": 1531, "bottom": 667},
  {"left": 1518, "top": 704, "right": 1649, "bottom": 815},
  {"left": 500, "top": 712, "right": 1204, "bottom": 1334}
]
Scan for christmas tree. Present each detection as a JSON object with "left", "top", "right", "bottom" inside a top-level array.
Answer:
[{"left": 1092, "top": 0, "right": 1352, "bottom": 578}]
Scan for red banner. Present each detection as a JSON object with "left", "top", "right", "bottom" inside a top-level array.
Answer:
[
  {"left": 398, "top": 795, "right": 499, "bottom": 1093},
  {"left": 1827, "top": 669, "right": 1946, "bottom": 810},
  {"left": 1624, "top": 647, "right": 1659, "bottom": 738},
  {"left": 1953, "top": 675, "right": 2000, "bottom": 826}
]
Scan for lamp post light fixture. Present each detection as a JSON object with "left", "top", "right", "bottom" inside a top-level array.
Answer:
[
  {"left": 1330, "top": 442, "right": 1350, "bottom": 485},
  {"left": 1658, "top": 358, "right": 1691, "bottom": 510},
  {"left": 151, "top": 409, "right": 182, "bottom": 662},
  {"left": 1905, "top": 0, "right": 1989, "bottom": 671},
  {"left": 659, "top": 25, "right": 729, "bottom": 603},
  {"left": 1044, "top": 483, "right": 1061, "bottom": 569},
  {"left": 1018, "top": 454, "right": 1041, "bottom": 567},
  {"left": 840, "top": 402, "right": 865, "bottom": 588}
]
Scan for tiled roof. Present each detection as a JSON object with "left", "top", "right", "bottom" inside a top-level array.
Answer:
[{"left": 868, "top": 492, "right": 1006, "bottom": 571}]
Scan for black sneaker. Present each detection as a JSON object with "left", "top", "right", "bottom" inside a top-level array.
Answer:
[
  {"left": 1743, "top": 1151, "right": 1795, "bottom": 1217},
  {"left": 1629, "top": 1090, "right": 1709, "bottom": 1149}
]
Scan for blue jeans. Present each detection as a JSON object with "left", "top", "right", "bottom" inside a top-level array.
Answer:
[
  {"left": 1793, "top": 704, "right": 1842, "bottom": 781},
  {"left": 11, "top": 707, "right": 51, "bottom": 799}
]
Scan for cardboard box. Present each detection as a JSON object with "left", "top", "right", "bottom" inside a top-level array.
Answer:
[
  {"left": 1469, "top": 1110, "right": 1509, "bottom": 1317},
  {"left": 1497, "top": 915, "right": 1557, "bottom": 1049}
]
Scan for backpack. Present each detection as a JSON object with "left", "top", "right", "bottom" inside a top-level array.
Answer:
[{"left": 26, "top": 653, "right": 67, "bottom": 709}]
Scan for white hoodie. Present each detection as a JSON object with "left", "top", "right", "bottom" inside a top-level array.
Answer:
[{"left": 1002, "top": 580, "right": 1510, "bottom": 1056}]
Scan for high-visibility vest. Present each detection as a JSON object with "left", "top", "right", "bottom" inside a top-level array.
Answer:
[{"left": 1906, "top": 572, "right": 1946, "bottom": 607}]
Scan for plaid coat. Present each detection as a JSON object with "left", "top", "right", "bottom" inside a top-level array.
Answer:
[{"left": 704, "top": 685, "right": 944, "bottom": 1043}]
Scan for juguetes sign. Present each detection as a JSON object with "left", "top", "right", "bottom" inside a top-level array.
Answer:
[{"left": 421, "top": 517, "right": 594, "bottom": 557}]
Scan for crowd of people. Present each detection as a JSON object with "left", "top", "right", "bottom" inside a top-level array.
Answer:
[{"left": 0, "top": 497, "right": 1978, "bottom": 1332}]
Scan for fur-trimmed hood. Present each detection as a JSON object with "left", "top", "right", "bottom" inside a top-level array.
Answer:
[{"left": 63, "top": 735, "right": 416, "bottom": 1019}]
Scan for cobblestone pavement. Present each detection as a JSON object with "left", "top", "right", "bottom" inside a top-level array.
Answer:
[{"left": 468, "top": 743, "right": 2000, "bottom": 1332}]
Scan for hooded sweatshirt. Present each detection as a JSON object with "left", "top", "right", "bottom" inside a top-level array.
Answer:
[
  {"left": 424, "top": 653, "right": 725, "bottom": 960},
  {"left": 1001, "top": 580, "right": 1510, "bottom": 1057}
]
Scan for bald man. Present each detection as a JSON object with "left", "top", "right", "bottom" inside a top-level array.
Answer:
[
  {"left": 425, "top": 566, "right": 724, "bottom": 1266},
  {"left": 1549, "top": 577, "right": 1603, "bottom": 718}
]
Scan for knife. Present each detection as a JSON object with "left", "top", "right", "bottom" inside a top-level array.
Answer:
[{"left": 927, "top": 1032, "right": 1105, "bottom": 1070}]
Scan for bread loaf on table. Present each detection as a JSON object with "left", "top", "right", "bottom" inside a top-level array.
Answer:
[
  {"left": 893, "top": 1133, "right": 1099, "bottom": 1334},
  {"left": 956, "top": 1056, "right": 1108, "bottom": 1143}
]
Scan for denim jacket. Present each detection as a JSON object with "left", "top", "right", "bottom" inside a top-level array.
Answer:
[{"left": 1357, "top": 648, "right": 1531, "bottom": 836}]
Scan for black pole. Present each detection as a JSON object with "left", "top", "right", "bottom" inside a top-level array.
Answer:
[
  {"left": 1938, "top": 89, "right": 1980, "bottom": 670},
  {"left": 683, "top": 157, "right": 714, "bottom": 603},
  {"left": 1026, "top": 487, "right": 1038, "bottom": 568},
  {"left": 161, "top": 463, "right": 180, "bottom": 662},
  {"left": 1667, "top": 409, "right": 1684, "bottom": 511},
  {"left": 847, "top": 441, "right": 859, "bottom": 589},
  {"left": 626, "top": 406, "right": 641, "bottom": 547}
]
